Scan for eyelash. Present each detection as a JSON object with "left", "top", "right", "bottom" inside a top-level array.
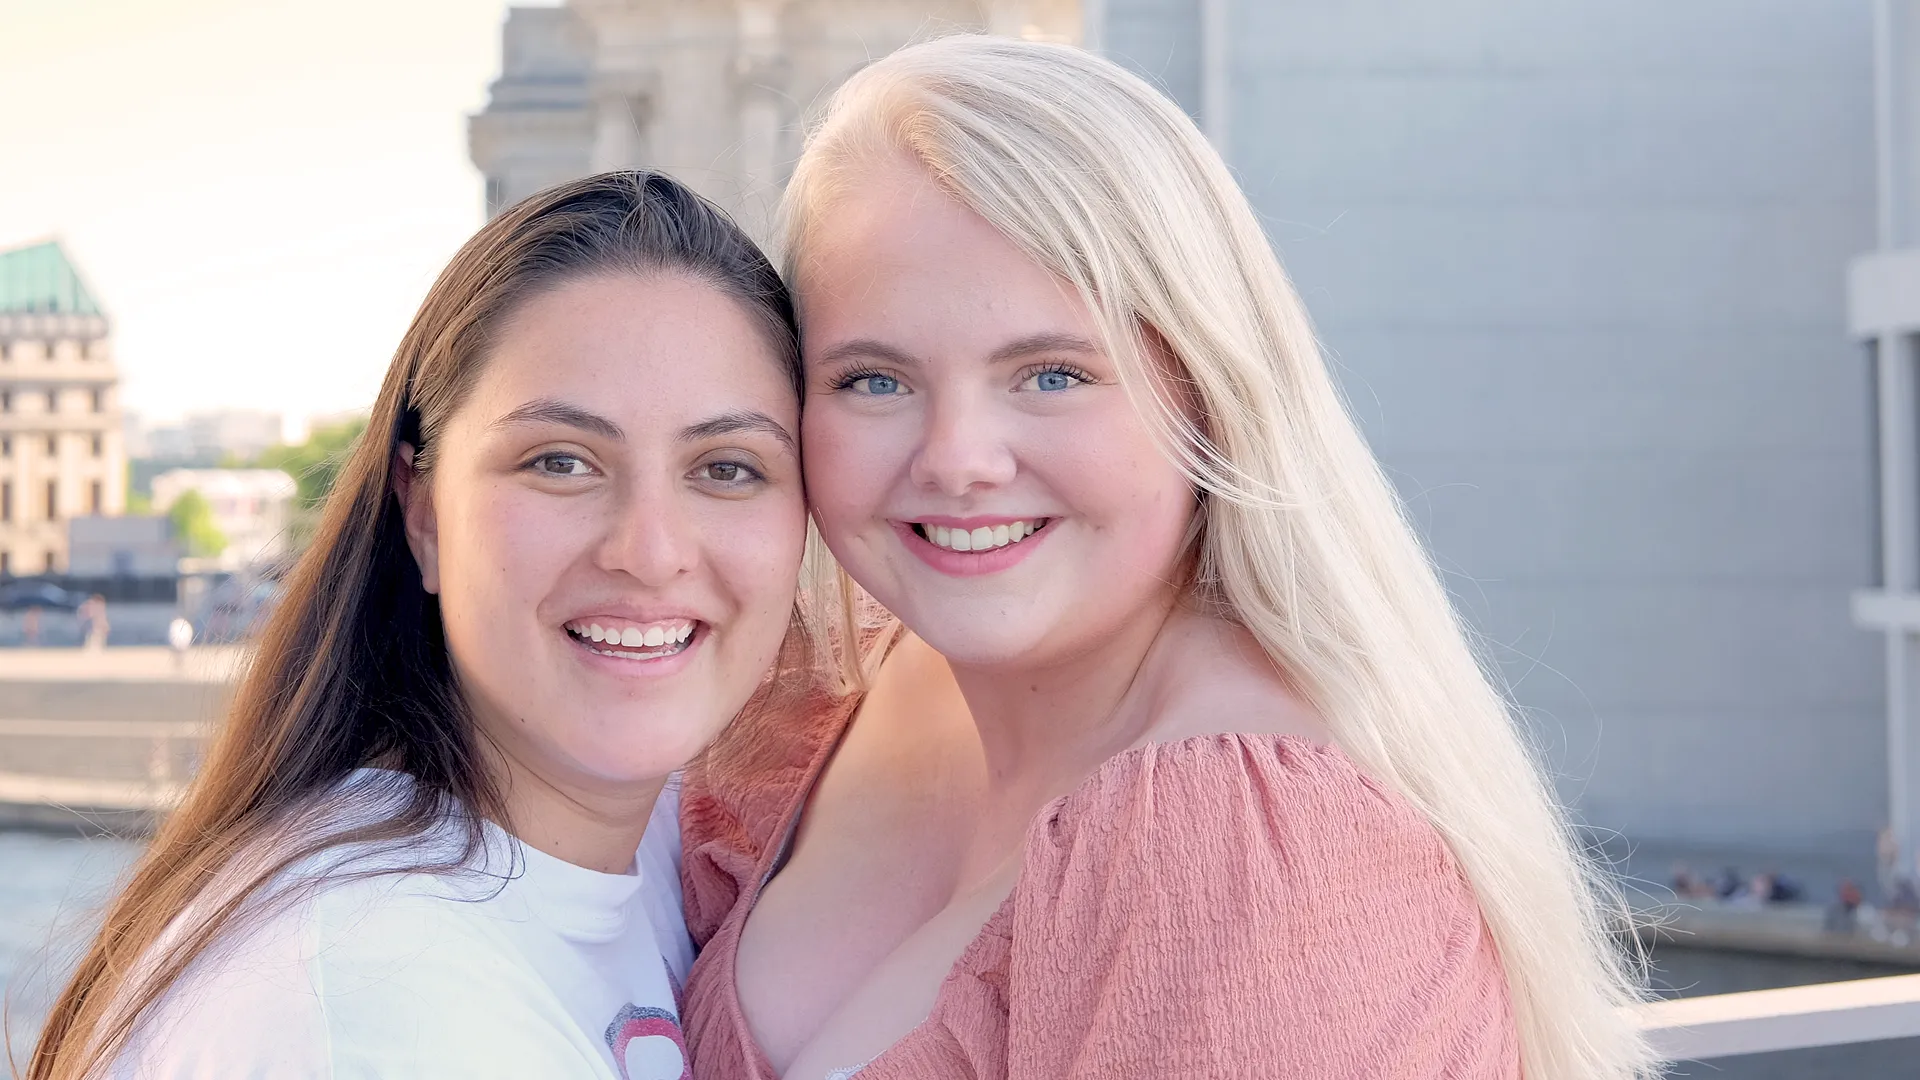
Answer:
[
  {"left": 829, "top": 368, "right": 895, "bottom": 391},
  {"left": 828, "top": 363, "right": 1098, "bottom": 392},
  {"left": 1020, "top": 362, "right": 1096, "bottom": 387}
]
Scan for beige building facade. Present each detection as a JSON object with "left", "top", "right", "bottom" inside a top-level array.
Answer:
[
  {"left": 0, "top": 241, "right": 125, "bottom": 578},
  {"left": 469, "top": 0, "right": 1083, "bottom": 235}
]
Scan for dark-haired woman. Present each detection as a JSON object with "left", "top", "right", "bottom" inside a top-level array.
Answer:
[{"left": 29, "top": 172, "right": 811, "bottom": 1080}]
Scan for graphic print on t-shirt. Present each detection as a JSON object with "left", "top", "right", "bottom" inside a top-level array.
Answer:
[{"left": 605, "top": 1003, "right": 691, "bottom": 1080}]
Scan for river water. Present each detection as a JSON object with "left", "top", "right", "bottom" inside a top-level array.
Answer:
[{"left": 3, "top": 831, "right": 1917, "bottom": 1075}]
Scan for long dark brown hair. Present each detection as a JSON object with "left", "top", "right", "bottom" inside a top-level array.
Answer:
[{"left": 24, "top": 171, "right": 800, "bottom": 1080}]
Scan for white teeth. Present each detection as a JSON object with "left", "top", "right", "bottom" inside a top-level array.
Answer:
[
  {"left": 919, "top": 519, "right": 1045, "bottom": 553},
  {"left": 570, "top": 619, "right": 696, "bottom": 655}
]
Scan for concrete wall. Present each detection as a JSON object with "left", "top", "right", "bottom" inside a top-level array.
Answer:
[{"left": 1104, "top": 1, "right": 1882, "bottom": 853}]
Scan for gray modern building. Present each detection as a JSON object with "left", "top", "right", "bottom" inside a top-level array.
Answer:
[{"left": 475, "top": 2, "right": 1888, "bottom": 863}]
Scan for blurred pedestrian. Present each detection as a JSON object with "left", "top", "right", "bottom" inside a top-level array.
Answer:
[
  {"left": 80, "top": 594, "right": 109, "bottom": 651},
  {"left": 1827, "top": 878, "right": 1864, "bottom": 933},
  {"left": 21, "top": 605, "right": 41, "bottom": 646},
  {"left": 167, "top": 616, "right": 193, "bottom": 674}
]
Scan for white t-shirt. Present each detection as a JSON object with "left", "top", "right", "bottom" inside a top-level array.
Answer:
[{"left": 107, "top": 769, "right": 695, "bottom": 1080}]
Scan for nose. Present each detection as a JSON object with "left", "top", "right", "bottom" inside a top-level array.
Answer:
[
  {"left": 600, "top": 479, "right": 701, "bottom": 587},
  {"left": 908, "top": 387, "right": 1017, "bottom": 497}
]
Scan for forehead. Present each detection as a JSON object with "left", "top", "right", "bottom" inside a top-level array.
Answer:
[
  {"left": 795, "top": 155, "right": 1100, "bottom": 357},
  {"left": 468, "top": 272, "right": 797, "bottom": 426}
]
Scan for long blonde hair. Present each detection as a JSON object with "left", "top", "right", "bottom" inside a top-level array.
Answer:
[{"left": 782, "top": 34, "right": 1654, "bottom": 1080}]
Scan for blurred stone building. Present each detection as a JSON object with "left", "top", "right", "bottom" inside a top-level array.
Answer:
[
  {"left": 472, "top": 2, "right": 1891, "bottom": 862},
  {"left": 469, "top": 1, "right": 1082, "bottom": 236},
  {"left": 0, "top": 241, "right": 125, "bottom": 577}
]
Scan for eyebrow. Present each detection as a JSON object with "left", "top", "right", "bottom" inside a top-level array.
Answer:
[
  {"left": 816, "top": 338, "right": 919, "bottom": 368},
  {"left": 490, "top": 398, "right": 624, "bottom": 440},
  {"left": 816, "top": 332, "right": 1102, "bottom": 369},
  {"left": 986, "top": 332, "right": 1103, "bottom": 363},
  {"left": 679, "top": 409, "right": 797, "bottom": 455}
]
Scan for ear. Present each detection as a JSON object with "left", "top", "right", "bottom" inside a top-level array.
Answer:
[{"left": 392, "top": 443, "right": 441, "bottom": 595}]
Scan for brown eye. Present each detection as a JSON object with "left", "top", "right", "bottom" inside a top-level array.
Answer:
[
  {"left": 697, "top": 459, "right": 764, "bottom": 488},
  {"left": 532, "top": 453, "right": 592, "bottom": 476}
]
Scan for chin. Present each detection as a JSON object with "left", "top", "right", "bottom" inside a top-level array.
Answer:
[{"left": 903, "top": 621, "right": 1054, "bottom": 671}]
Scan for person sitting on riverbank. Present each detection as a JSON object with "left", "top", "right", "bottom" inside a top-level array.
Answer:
[{"left": 26, "top": 172, "right": 814, "bottom": 1080}]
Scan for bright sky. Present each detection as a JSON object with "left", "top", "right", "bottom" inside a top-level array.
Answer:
[{"left": 0, "top": 0, "right": 557, "bottom": 435}]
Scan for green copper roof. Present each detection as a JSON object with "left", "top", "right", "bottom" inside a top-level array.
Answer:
[{"left": 0, "top": 240, "right": 104, "bottom": 317}]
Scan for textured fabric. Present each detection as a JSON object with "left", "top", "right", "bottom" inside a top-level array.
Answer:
[
  {"left": 109, "top": 770, "right": 693, "bottom": 1080},
  {"left": 681, "top": 697, "right": 1521, "bottom": 1080}
]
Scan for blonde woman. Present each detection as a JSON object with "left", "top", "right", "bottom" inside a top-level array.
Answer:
[{"left": 680, "top": 35, "right": 1653, "bottom": 1080}]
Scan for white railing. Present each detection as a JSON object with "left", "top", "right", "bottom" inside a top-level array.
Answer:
[{"left": 1636, "top": 975, "right": 1920, "bottom": 1059}]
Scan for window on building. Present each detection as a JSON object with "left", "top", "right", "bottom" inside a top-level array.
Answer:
[
  {"left": 91, "top": 434, "right": 102, "bottom": 457},
  {"left": 45, "top": 480, "right": 56, "bottom": 522},
  {"left": 2, "top": 390, "right": 11, "bottom": 412},
  {"left": 46, "top": 435, "right": 57, "bottom": 456},
  {"left": 43, "top": 551, "right": 54, "bottom": 573},
  {"left": 0, "top": 552, "right": 9, "bottom": 577},
  {"left": 45, "top": 340, "right": 60, "bottom": 362},
  {"left": 1, "top": 481, "right": 10, "bottom": 523},
  {"left": 91, "top": 388, "right": 104, "bottom": 413},
  {"left": 90, "top": 480, "right": 102, "bottom": 514},
  {"left": 1, "top": 437, "right": 9, "bottom": 457},
  {"left": 46, "top": 390, "right": 58, "bottom": 413}
]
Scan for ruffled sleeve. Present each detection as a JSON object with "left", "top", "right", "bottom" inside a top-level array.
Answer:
[
  {"left": 996, "top": 734, "right": 1519, "bottom": 1079},
  {"left": 680, "top": 684, "right": 858, "bottom": 948}
]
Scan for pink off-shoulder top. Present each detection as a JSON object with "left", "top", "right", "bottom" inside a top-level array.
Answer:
[{"left": 680, "top": 685, "right": 1521, "bottom": 1079}]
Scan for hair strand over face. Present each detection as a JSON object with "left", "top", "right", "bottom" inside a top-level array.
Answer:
[{"left": 781, "top": 34, "right": 1656, "bottom": 1080}]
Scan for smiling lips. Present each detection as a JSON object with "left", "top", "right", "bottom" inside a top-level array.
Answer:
[
  {"left": 911, "top": 518, "right": 1050, "bottom": 552},
  {"left": 564, "top": 618, "right": 696, "bottom": 659}
]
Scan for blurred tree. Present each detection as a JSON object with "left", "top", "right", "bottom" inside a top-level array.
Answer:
[
  {"left": 252, "top": 415, "right": 368, "bottom": 510},
  {"left": 168, "top": 490, "right": 227, "bottom": 557},
  {"left": 246, "top": 415, "right": 368, "bottom": 551}
]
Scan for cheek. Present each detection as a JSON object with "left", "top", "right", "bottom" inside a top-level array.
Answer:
[
  {"left": 801, "top": 403, "right": 894, "bottom": 527},
  {"left": 705, "top": 494, "right": 809, "bottom": 618},
  {"left": 1039, "top": 411, "right": 1196, "bottom": 557},
  {"left": 438, "top": 482, "right": 579, "bottom": 624}
]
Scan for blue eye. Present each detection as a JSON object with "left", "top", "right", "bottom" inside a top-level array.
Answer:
[
  {"left": 1024, "top": 366, "right": 1089, "bottom": 392},
  {"left": 853, "top": 374, "right": 902, "bottom": 395}
]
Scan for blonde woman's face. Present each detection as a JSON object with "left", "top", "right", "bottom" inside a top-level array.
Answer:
[
  {"left": 798, "top": 156, "right": 1197, "bottom": 669},
  {"left": 400, "top": 273, "right": 806, "bottom": 793}
]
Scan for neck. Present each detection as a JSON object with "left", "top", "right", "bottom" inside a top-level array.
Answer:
[
  {"left": 483, "top": 745, "right": 665, "bottom": 875},
  {"left": 944, "top": 591, "right": 1180, "bottom": 792}
]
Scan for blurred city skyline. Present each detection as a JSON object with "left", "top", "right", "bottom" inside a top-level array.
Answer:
[{"left": 0, "top": 0, "right": 558, "bottom": 431}]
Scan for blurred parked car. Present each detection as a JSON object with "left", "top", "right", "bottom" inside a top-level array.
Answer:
[
  {"left": 194, "top": 577, "right": 284, "bottom": 643},
  {"left": 0, "top": 580, "right": 85, "bottom": 613}
]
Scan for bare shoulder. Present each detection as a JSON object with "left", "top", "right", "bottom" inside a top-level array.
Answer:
[{"left": 1137, "top": 611, "right": 1332, "bottom": 749}]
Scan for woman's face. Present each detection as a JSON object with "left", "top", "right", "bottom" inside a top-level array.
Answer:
[
  {"left": 404, "top": 273, "right": 805, "bottom": 792},
  {"left": 798, "top": 155, "right": 1197, "bottom": 670}
]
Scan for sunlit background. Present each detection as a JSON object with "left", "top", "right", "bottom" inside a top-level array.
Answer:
[{"left": 4, "top": 2, "right": 1920, "bottom": 1074}]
